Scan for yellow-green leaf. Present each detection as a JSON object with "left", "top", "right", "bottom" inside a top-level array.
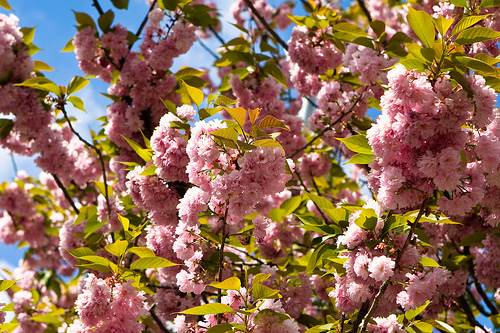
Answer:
[
  {"left": 179, "top": 303, "right": 234, "bottom": 315},
  {"left": 130, "top": 257, "right": 179, "bottom": 270},
  {"left": 335, "top": 135, "right": 373, "bottom": 155},
  {"left": 407, "top": 7, "right": 435, "bottom": 48},
  {"left": 117, "top": 214, "right": 129, "bottom": 231},
  {"left": 33, "top": 60, "right": 55, "bottom": 72},
  {"left": 211, "top": 128, "right": 238, "bottom": 142},
  {"left": 128, "top": 247, "right": 156, "bottom": 258},
  {"left": 105, "top": 239, "right": 129, "bottom": 257},
  {"left": 258, "top": 115, "right": 290, "bottom": 130},
  {"left": 61, "top": 39, "right": 75, "bottom": 53},
  {"left": 67, "top": 76, "right": 89, "bottom": 95},
  {"left": 456, "top": 27, "right": 500, "bottom": 45},
  {"left": 0, "top": 280, "right": 17, "bottom": 293},
  {"left": 67, "top": 96, "right": 86, "bottom": 112},
  {"left": 210, "top": 277, "right": 241, "bottom": 291},
  {"left": 0, "top": 0, "right": 12, "bottom": 10},
  {"left": 223, "top": 107, "right": 246, "bottom": 128},
  {"left": 181, "top": 79, "right": 204, "bottom": 107},
  {"left": 451, "top": 14, "right": 489, "bottom": 37},
  {"left": 419, "top": 257, "right": 441, "bottom": 267}
]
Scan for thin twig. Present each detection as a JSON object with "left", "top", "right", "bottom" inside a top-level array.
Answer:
[
  {"left": 242, "top": 0, "right": 288, "bottom": 51},
  {"left": 92, "top": 0, "right": 104, "bottom": 15},
  {"left": 288, "top": 88, "right": 368, "bottom": 159},
  {"left": 10, "top": 154, "right": 17, "bottom": 175},
  {"left": 358, "top": 199, "right": 428, "bottom": 333},
  {"left": 150, "top": 307, "right": 172, "bottom": 333},
  {"left": 59, "top": 104, "right": 111, "bottom": 219},
  {"left": 129, "top": 0, "right": 158, "bottom": 50},
  {"left": 197, "top": 38, "right": 220, "bottom": 59},
  {"left": 52, "top": 174, "right": 80, "bottom": 214},
  {"left": 217, "top": 206, "right": 229, "bottom": 324}
]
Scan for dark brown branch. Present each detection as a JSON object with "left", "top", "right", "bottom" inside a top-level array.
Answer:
[
  {"left": 217, "top": 206, "right": 229, "bottom": 324},
  {"left": 242, "top": 0, "right": 288, "bottom": 51},
  {"left": 52, "top": 174, "right": 80, "bottom": 215},
  {"left": 150, "top": 307, "right": 172, "bottom": 333},
  {"left": 357, "top": 0, "right": 372, "bottom": 22},
  {"left": 457, "top": 295, "right": 488, "bottom": 331},
  {"left": 92, "top": 0, "right": 105, "bottom": 16},
  {"left": 137, "top": 0, "right": 157, "bottom": 38},
  {"left": 473, "top": 279, "right": 499, "bottom": 315},
  {"left": 59, "top": 104, "right": 111, "bottom": 219}
]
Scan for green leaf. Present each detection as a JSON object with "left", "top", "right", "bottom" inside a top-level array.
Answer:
[
  {"left": 307, "top": 193, "right": 335, "bottom": 211},
  {"left": 181, "top": 79, "right": 204, "bottom": 107},
  {"left": 0, "top": 280, "right": 17, "bottom": 293},
  {"left": 210, "top": 277, "right": 241, "bottom": 290},
  {"left": 79, "top": 255, "right": 117, "bottom": 269},
  {"left": 128, "top": 246, "right": 156, "bottom": 258},
  {"left": 111, "top": 0, "right": 129, "bottom": 9},
  {"left": 0, "top": 0, "right": 12, "bottom": 10},
  {"left": 0, "top": 119, "right": 14, "bottom": 139},
  {"left": 454, "top": 55, "right": 495, "bottom": 73},
  {"left": 481, "top": 0, "right": 500, "bottom": 7},
  {"left": 413, "top": 321, "right": 434, "bottom": 333},
  {"left": 456, "top": 27, "right": 500, "bottom": 45},
  {"left": 33, "top": 60, "right": 55, "bottom": 72},
  {"left": 15, "top": 77, "right": 61, "bottom": 95},
  {"left": 20, "top": 27, "right": 35, "bottom": 44},
  {"left": 93, "top": 181, "right": 113, "bottom": 197},
  {"left": 458, "top": 232, "right": 487, "bottom": 246},
  {"left": 354, "top": 211, "right": 378, "bottom": 231},
  {"left": 105, "top": 239, "right": 128, "bottom": 257},
  {"left": 116, "top": 213, "right": 129, "bottom": 231},
  {"left": 74, "top": 206, "right": 97, "bottom": 226},
  {"left": 451, "top": 15, "right": 489, "bottom": 37},
  {"left": 253, "top": 139, "right": 282, "bottom": 149},
  {"left": 67, "top": 76, "right": 89, "bottom": 96},
  {"left": 179, "top": 303, "right": 234, "bottom": 315},
  {"left": 252, "top": 283, "right": 281, "bottom": 301},
  {"left": 158, "top": 0, "right": 179, "bottom": 10},
  {"left": 214, "top": 95, "right": 237, "bottom": 107},
  {"left": 419, "top": 257, "right": 441, "bottom": 267},
  {"left": 450, "top": 0, "right": 468, "bottom": 6},
  {"left": 67, "top": 247, "right": 96, "bottom": 258},
  {"left": 199, "top": 107, "right": 222, "bottom": 120},
  {"left": 130, "top": 257, "right": 179, "bottom": 270},
  {"left": 262, "top": 61, "right": 287, "bottom": 87},
  {"left": 84, "top": 214, "right": 106, "bottom": 234},
  {"left": 98, "top": 10, "right": 115, "bottom": 33},
  {"left": 404, "top": 210, "right": 460, "bottom": 224},
  {"left": 370, "top": 20, "right": 386, "bottom": 37},
  {"left": 223, "top": 107, "right": 246, "bottom": 128},
  {"left": 122, "top": 136, "right": 152, "bottom": 162},
  {"left": 335, "top": 135, "right": 373, "bottom": 155},
  {"left": 344, "top": 153, "right": 374, "bottom": 164},
  {"left": 332, "top": 22, "right": 369, "bottom": 40},
  {"left": 60, "top": 39, "right": 75, "bottom": 52},
  {"left": 407, "top": 8, "right": 435, "bottom": 48},
  {"left": 206, "top": 323, "right": 234, "bottom": 333},
  {"left": 73, "top": 11, "right": 97, "bottom": 30},
  {"left": 399, "top": 58, "right": 426, "bottom": 71},
  {"left": 405, "top": 300, "right": 430, "bottom": 321},
  {"left": 211, "top": 128, "right": 238, "bottom": 143},
  {"left": 258, "top": 115, "right": 290, "bottom": 130},
  {"left": 31, "top": 313, "right": 62, "bottom": 325},
  {"left": 67, "top": 96, "right": 86, "bottom": 112},
  {"left": 305, "top": 242, "right": 331, "bottom": 275},
  {"left": 253, "top": 273, "right": 272, "bottom": 285}
]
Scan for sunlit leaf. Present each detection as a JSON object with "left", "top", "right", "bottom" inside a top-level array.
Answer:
[
  {"left": 407, "top": 8, "right": 435, "bottom": 48},
  {"left": 130, "top": 257, "right": 179, "bottom": 270},
  {"left": 210, "top": 277, "right": 241, "bottom": 291},
  {"left": 179, "top": 303, "right": 234, "bottom": 315}
]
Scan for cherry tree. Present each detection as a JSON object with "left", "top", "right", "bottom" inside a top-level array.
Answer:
[{"left": 0, "top": 0, "right": 499, "bottom": 332}]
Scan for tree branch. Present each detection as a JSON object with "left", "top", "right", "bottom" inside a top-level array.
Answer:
[
  {"left": 457, "top": 295, "right": 488, "bottom": 331},
  {"left": 357, "top": 0, "right": 372, "bottom": 22},
  {"left": 51, "top": 174, "right": 80, "bottom": 215},
  {"left": 150, "top": 306, "right": 172, "bottom": 333},
  {"left": 59, "top": 104, "right": 111, "bottom": 219},
  {"left": 242, "top": 0, "right": 288, "bottom": 51},
  {"left": 92, "top": 0, "right": 104, "bottom": 16},
  {"left": 358, "top": 199, "right": 428, "bottom": 333},
  {"left": 217, "top": 206, "right": 229, "bottom": 324}
]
